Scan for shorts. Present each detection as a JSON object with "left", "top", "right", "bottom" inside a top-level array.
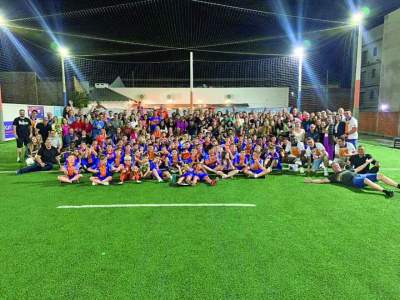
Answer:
[
  {"left": 16, "top": 136, "right": 30, "bottom": 148},
  {"left": 352, "top": 173, "right": 378, "bottom": 188},
  {"left": 251, "top": 169, "right": 263, "bottom": 174},
  {"left": 206, "top": 163, "right": 217, "bottom": 169},
  {"left": 97, "top": 176, "right": 110, "bottom": 181},
  {"left": 152, "top": 169, "right": 163, "bottom": 178},
  {"left": 182, "top": 172, "right": 193, "bottom": 178},
  {"left": 194, "top": 172, "right": 208, "bottom": 181}
]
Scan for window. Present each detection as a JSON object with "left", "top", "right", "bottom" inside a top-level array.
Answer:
[
  {"left": 361, "top": 71, "right": 367, "bottom": 86},
  {"left": 371, "top": 69, "right": 376, "bottom": 79},
  {"left": 369, "top": 90, "right": 375, "bottom": 100},
  {"left": 362, "top": 50, "right": 368, "bottom": 65},
  {"left": 373, "top": 47, "right": 378, "bottom": 56}
]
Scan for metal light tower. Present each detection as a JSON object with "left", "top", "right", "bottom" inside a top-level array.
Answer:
[
  {"left": 351, "top": 12, "right": 364, "bottom": 119},
  {"left": 58, "top": 46, "right": 70, "bottom": 107},
  {"left": 293, "top": 46, "right": 305, "bottom": 111}
]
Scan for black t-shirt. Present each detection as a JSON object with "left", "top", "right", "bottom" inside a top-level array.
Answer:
[
  {"left": 36, "top": 123, "right": 52, "bottom": 141},
  {"left": 350, "top": 154, "right": 375, "bottom": 174},
  {"left": 328, "top": 170, "right": 357, "bottom": 187},
  {"left": 38, "top": 146, "right": 59, "bottom": 164},
  {"left": 12, "top": 117, "right": 31, "bottom": 138}
]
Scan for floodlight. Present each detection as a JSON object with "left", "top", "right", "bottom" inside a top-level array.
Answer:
[
  {"left": 293, "top": 46, "right": 305, "bottom": 58},
  {"left": 58, "top": 46, "right": 70, "bottom": 58},
  {"left": 351, "top": 12, "right": 364, "bottom": 26},
  {"left": 380, "top": 104, "right": 389, "bottom": 111},
  {"left": 0, "top": 13, "right": 7, "bottom": 27}
]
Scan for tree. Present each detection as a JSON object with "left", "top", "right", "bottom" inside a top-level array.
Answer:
[{"left": 69, "top": 91, "right": 89, "bottom": 108}]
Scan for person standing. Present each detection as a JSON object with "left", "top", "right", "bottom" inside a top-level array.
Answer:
[
  {"left": 13, "top": 109, "right": 32, "bottom": 162},
  {"left": 344, "top": 110, "right": 358, "bottom": 147}
]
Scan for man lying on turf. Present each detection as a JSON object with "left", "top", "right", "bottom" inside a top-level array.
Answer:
[{"left": 304, "top": 160, "right": 400, "bottom": 198}]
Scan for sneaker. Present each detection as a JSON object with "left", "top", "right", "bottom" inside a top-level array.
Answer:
[
  {"left": 17, "top": 157, "right": 21, "bottom": 163},
  {"left": 292, "top": 165, "right": 299, "bottom": 172},
  {"left": 92, "top": 182, "right": 97, "bottom": 186},
  {"left": 323, "top": 168, "right": 329, "bottom": 177},
  {"left": 118, "top": 181, "right": 124, "bottom": 185},
  {"left": 102, "top": 181, "right": 110, "bottom": 186},
  {"left": 384, "top": 190, "right": 394, "bottom": 198},
  {"left": 254, "top": 174, "right": 259, "bottom": 178},
  {"left": 136, "top": 180, "right": 142, "bottom": 184},
  {"left": 299, "top": 167, "right": 305, "bottom": 174},
  {"left": 158, "top": 179, "right": 163, "bottom": 183}
]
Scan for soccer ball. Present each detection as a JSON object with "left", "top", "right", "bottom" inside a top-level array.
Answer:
[{"left": 26, "top": 157, "right": 35, "bottom": 166}]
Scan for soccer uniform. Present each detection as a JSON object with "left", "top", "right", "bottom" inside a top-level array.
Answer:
[
  {"left": 233, "top": 153, "right": 249, "bottom": 171},
  {"left": 249, "top": 157, "right": 264, "bottom": 174},
  {"left": 93, "top": 161, "right": 113, "bottom": 180}
]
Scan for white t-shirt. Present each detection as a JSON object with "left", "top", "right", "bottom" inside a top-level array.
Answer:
[
  {"left": 347, "top": 117, "right": 358, "bottom": 140},
  {"left": 334, "top": 142, "right": 356, "bottom": 158},
  {"left": 284, "top": 141, "right": 305, "bottom": 156},
  {"left": 305, "top": 142, "right": 326, "bottom": 158}
]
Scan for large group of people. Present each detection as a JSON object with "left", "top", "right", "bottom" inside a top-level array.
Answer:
[{"left": 12, "top": 101, "right": 400, "bottom": 198}]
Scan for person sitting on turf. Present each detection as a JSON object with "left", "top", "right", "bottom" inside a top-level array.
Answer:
[
  {"left": 176, "top": 164, "right": 195, "bottom": 186},
  {"left": 203, "top": 147, "right": 224, "bottom": 176},
  {"left": 89, "top": 155, "right": 114, "bottom": 186},
  {"left": 349, "top": 145, "right": 380, "bottom": 174},
  {"left": 115, "top": 155, "right": 134, "bottom": 185},
  {"left": 334, "top": 136, "right": 356, "bottom": 165},
  {"left": 218, "top": 151, "right": 239, "bottom": 179},
  {"left": 304, "top": 161, "right": 400, "bottom": 198},
  {"left": 244, "top": 150, "right": 271, "bottom": 178},
  {"left": 233, "top": 149, "right": 249, "bottom": 173},
  {"left": 16, "top": 139, "right": 60, "bottom": 175},
  {"left": 191, "top": 162, "right": 217, "bottom": 186},
  {"left": 264, "top": 145, "right": 283, "bottom": 171},
  {"left": 281, "top": 136, "right": 306, "bottom": 173},
  {"left": 305, "top": 137, "right": 329, "bottom": 176},
  {"left": 150, "top": 155, "right": 171, "bottom": 183},
  {"left": 58, "top": 155, "right": 82, "bottom": 184}
]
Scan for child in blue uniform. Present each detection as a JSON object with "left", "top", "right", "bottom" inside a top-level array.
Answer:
[{"left": 89, "top": 155, "right": 114, "bottom": 186}]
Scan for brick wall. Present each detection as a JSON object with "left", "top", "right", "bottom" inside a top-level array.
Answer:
[{"left": 359, "top": 112, "right": 400, "bottom": 137}]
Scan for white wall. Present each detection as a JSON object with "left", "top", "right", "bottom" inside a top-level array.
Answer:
[
  {"left": 379, "top": 8, "right": 400, "bottom": 112},
  {"left": 108, "top": 87, "right": 289, "bottom": 108}
]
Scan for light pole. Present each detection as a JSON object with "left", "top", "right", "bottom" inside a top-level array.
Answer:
[
  {"left": 293, "top": 46, "right": 305, "bottom": 111},
  {"left": 58, "top": 46, "right": 70, "bottom": 107},
  {"left": 351, "top": 12, "right": 364, "bottom": 119}
]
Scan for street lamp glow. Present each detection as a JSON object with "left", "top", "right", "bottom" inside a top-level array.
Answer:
[
  {"left": 293, "top": 46, "right": 305, "bottom": 58},
  {"left": 58, "top": 46, "right": 70, "bottom": 57},
  {"left": 0, "top": 13, "right": 7, "bottom": 27},
  {"left": 351, "top": 12, "right": 364, "bottom": 26}
]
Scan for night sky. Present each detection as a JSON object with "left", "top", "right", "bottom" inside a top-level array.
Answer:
[{"left": 1, "top": 0, "right": 400, "bottom": 87}]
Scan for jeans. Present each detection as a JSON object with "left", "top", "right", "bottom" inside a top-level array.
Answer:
[
  {"left": 18, "top": 163, "right": 54, "bottom": 174},
  {"left": 347, "top": 139, "right": 357, "bottom": 148}
]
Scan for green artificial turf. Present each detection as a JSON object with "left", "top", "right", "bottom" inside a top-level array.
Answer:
[{"left": 1, "top": 141, "right": 400, "bottom": 299}]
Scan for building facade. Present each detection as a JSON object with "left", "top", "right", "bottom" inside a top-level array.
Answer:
[{"left": 359, "top": 8, "right": 400, "bottom": 137}]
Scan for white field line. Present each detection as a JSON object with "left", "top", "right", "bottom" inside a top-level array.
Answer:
[{"left": 57, "top": 203, "right": 256, "bottom": 209}]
